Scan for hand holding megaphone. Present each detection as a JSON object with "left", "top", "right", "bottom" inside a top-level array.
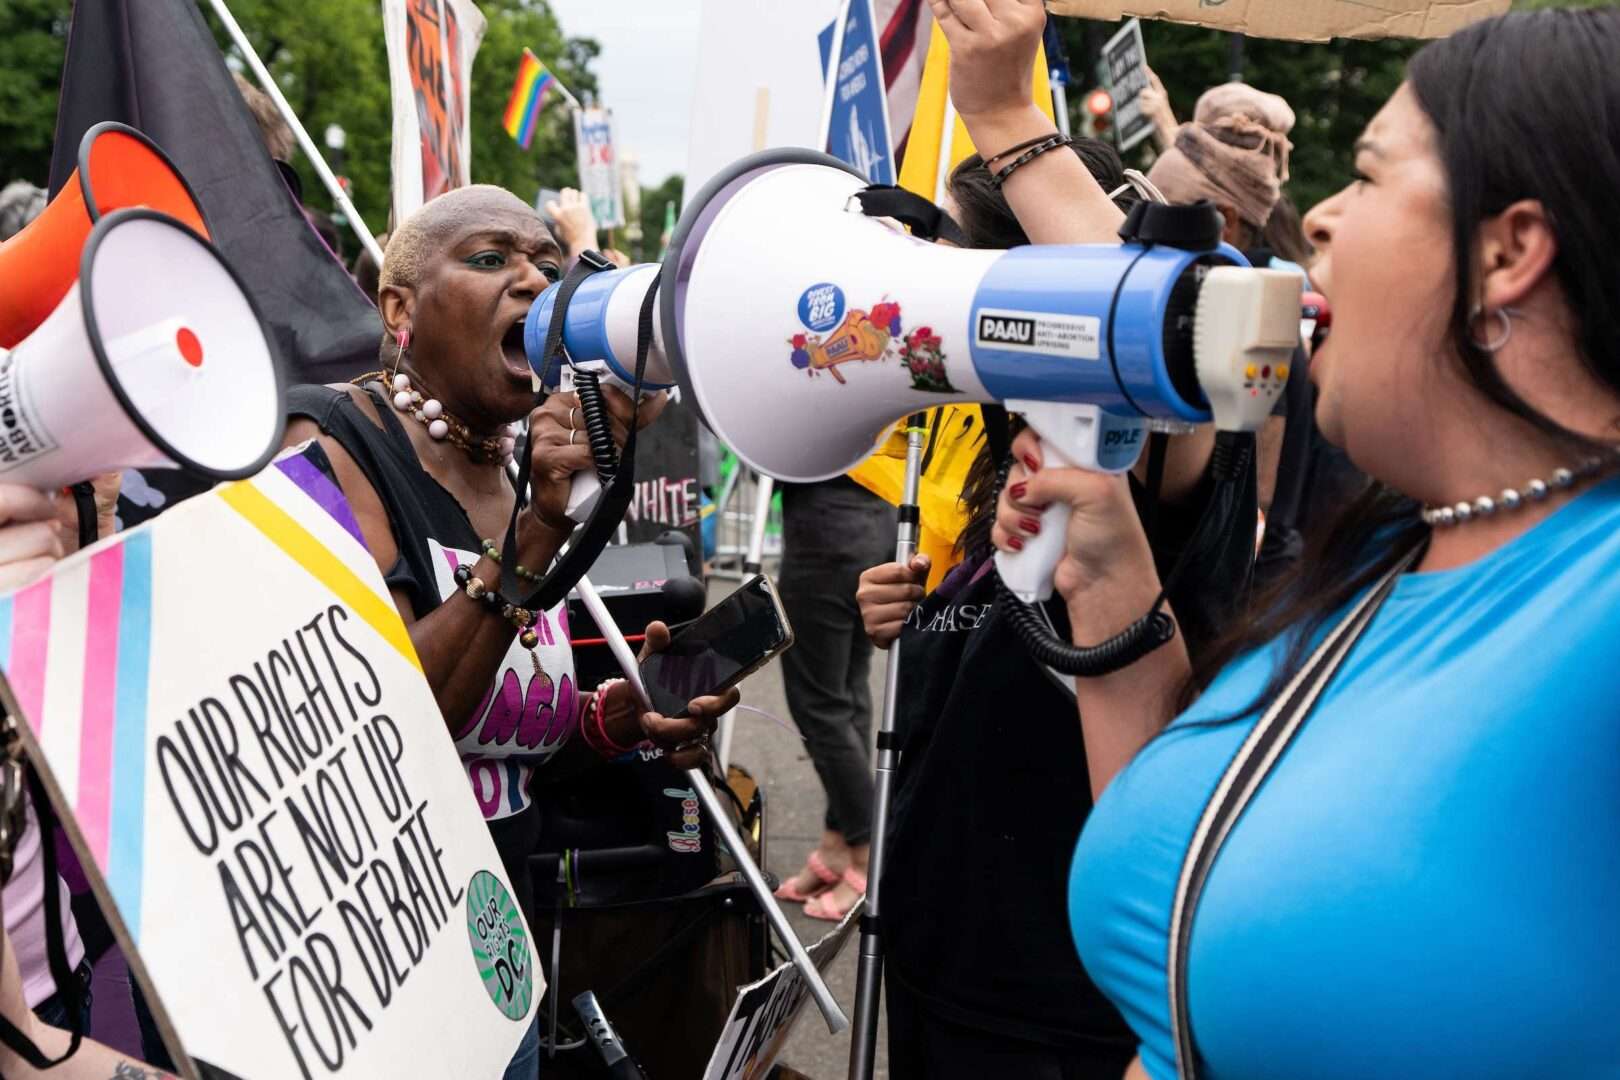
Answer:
[
  {"left": 522, "top": 258, "right": 673, "bottom": 523},
  {"left": 520, "top": 383, "right": 665, "bottom": 530}
]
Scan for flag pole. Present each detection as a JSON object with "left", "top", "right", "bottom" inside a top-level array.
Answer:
[{"left": 205, "top": 0, "right": 386, "bottom": 267}]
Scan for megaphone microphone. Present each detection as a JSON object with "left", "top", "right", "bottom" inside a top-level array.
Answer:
[{"left": 0, "top": 209, "right": 284, "bottom": 490}]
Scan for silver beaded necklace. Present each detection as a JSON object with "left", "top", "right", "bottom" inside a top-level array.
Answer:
[{"left": 1421, "top": 452, "right": 1618, "bottom": 527}]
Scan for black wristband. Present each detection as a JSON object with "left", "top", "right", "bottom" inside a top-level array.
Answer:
[
  {"left": 992, "top": 134, "right": 1074, "bottom": 189},
  {"left": 983, "top": 132, "right": 1061, "bottom": 168}
]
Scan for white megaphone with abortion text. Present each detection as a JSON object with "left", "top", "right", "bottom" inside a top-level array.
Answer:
[
  {"left": 0, "top": 209, "right": 285, "bottom": 490},
  {"left": 523, "top": 149, "right": 1303, "bottom": 606}
]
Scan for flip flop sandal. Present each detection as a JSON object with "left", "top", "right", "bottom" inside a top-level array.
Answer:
[
  {"left": 804, "top": 868, "right": 868, "bottom": 922},
  {"left": 773, "top": 849, "right": 843, "bottom": 901}
]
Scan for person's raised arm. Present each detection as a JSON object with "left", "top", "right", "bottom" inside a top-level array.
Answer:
[{"left": 928, "top": 0, "right": 1124, "bottom": 243}]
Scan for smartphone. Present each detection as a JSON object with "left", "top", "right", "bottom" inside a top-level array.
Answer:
[{"left": 638, "top": 574, "right": 794, "bottom": 717}]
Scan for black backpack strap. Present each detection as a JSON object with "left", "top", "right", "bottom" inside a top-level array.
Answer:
[
  {"left": 848, "top": 185, "right": 969, "bottom": 247},
  {"left": 0, "top": 770, "right": 86, "bottom": 1069},
  {"left": 1166, "top": 545, "right": 1418, "bottom": 1079}
]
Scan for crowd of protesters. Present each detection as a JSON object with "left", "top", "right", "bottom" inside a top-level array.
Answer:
[{"left": 2, "top": 1, "right": 1618, "bottom": 1078}]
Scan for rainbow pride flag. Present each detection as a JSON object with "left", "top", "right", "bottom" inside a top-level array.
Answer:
[{"left": 503, "top": 48, "right": 556, "bottom": 149}]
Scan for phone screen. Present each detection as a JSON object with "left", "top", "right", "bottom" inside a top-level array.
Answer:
[{"left": 639, "top": 575, "right": 791, "bottom": 717}]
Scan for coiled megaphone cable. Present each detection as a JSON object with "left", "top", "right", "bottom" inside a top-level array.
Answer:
[{"left": 995, "top": 430, "right": 1254, "bottom": 677}]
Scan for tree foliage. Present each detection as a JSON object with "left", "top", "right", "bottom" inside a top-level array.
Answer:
[{"left": 0, "top": 0, "right": 602, "bottom": 259}]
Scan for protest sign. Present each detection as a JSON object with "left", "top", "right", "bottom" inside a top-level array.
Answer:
[
  {"left": 574, "top": 107, "right": 627, "bottom": 230},
  {"left": 624, "top": 397, "right": 702, "bottom": 548},
  {"left": 0, "top": 454, "right": 538, "bottom": 1079},
  {"left": 384, "top": 0, "right": 488, "bottom": 226},
  {"left": 701, "top": 899, "right": 862, "bottom": 1080},
  {"left": 1048, "top": 0, "right": 1508, "bottom": 42},
  {"left": 818, "top": 0, "right": 897, "bottom": 185},
  {"left": 1100, "top": 18, "right": 1153, "bottom": 153}
]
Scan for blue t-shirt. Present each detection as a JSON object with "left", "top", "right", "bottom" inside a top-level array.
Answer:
[{"left": 1070, "top": 476, "right": 1620, "bottom": 1080}]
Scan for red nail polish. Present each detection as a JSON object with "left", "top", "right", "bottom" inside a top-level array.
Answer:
[
  {"left": 1009, "top": 482, "right": 1027, "bottom": 499},
  {"left": 1020, "top": 516, "right": 1041, "bottom": 535},
  {"left": 1023, "top": 453, "right": 1040, "bottom": 472},
  {"left": 1008, "top": 535, "right": 1025, "bottom": 551}
]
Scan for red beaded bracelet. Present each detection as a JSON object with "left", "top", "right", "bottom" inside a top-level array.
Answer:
[{"left": 580, "top": 679, "right": 643, "bottom": 759}]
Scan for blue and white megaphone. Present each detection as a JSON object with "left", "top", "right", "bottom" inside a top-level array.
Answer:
[{"left": 526, "top": 149, "right": 1301, "bottom": 602}]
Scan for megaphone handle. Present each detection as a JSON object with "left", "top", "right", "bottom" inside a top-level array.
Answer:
[
  {"left": 566, "top": 470, "right": 604, "bottom": 524},
  {"left": 993, "top": 437, "right": 1075, "bottom": 605}
]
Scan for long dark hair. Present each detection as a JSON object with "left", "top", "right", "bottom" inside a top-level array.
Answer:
[
  {"left": 1183, "top": 7, "right": 1620, "bottom": 712},
  {"left": 951, "top": 140, "right": 1135, "bottom": 557}
]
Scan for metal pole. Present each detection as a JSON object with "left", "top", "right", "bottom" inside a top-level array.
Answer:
[
  {"left": 1051, "top": 79, "right": 1072, "bottom": 137},
  {"left": 848, "top": 413, "right": 928, "bottom": 1080},
  {"left": 573, "top": 574, "right": 849, "bottom": 1034},
  {"left": 743, "top": 474, "right": 775, "bottom": 576},
  {"left": 1227, "top": 32, "right": 1247, "bottom": 83},
  {"left": 206, "top": 0, "right": 385, "bottom": 268}
]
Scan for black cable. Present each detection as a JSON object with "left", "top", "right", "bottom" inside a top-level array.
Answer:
[
  {"left": 996, "top": 431, "right": 1254, "bottom": 678},
  {"left": 572, "top": 368, "right": 620, "bottom": 481}
]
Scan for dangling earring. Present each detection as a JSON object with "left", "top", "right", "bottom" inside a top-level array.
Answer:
[
  {"left": 390, "top": 328, "right": 411, "bottom": 386},
  {"left": 1469, "top": 306, "right": 1518, "bottom": 353}
]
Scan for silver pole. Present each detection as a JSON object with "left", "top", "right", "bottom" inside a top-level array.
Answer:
[
  {"left": 1052, "top": 79, "right": 1072, "bottom": 137},
  {"left": 573, "top": 573, "right": 849, "bottom": 1034},
  {"left": 743, "top": 474, "right": 775, "bottom": 576},
  {"left": 206, "top": 0, "right": 386, "bottom": 267},
  {"left": 848, "top": 413, "right": 928, "bottom": 1080}
]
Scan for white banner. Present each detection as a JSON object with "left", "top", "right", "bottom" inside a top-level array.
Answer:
[
  {"left": 384, "top": 0, "right": 488, "bottom": 226},
  {"left": 574, "top": 106, "right": 626, "bottom": 229}
]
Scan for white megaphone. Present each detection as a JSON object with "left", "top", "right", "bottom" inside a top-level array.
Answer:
[
  {"left": 526, "top": 149, "right": 1302, "bottom": 601},
  {"left": 0, "top": 208, "right": 285, "bottom": 490}
]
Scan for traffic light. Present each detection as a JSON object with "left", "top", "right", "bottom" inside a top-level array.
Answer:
[{"left": 1085, "top": 88, "right": 1114, "bottom": 140}]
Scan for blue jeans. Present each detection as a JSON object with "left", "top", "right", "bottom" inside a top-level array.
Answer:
[
  {"left": 502, "top": 1016, "right": 541, "bottom": 1080},
  {"left": 31, "top": 958, "right": 94, "bottom": 1033}
]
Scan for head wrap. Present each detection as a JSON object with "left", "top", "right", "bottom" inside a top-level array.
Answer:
[{"left": 1146, "top": 83, "right": 1296, "bottom": 228}]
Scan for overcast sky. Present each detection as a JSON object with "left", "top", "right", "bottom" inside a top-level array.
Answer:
[{"left": 546, "top": 0, "right": 702, "bottom": 187}]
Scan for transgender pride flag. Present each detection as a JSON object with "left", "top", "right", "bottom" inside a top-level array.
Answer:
[
  {"left": 0, "top": 532, "right": 155, "bottom": 937},
  {"left": 503, "top": 48, "right": 557, "bottom": 149}
]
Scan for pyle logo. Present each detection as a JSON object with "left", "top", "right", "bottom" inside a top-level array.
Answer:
[
  {"left": 978, "top": 314, "right": 1035, "bottom": 345},
  {"left": 1103, "top": 428, "right": 1143, "bottom": 447}
]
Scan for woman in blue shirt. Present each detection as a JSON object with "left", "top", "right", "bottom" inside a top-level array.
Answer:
[{"left": 967, "top": 4, "right": 1620, "bottom": 1078}]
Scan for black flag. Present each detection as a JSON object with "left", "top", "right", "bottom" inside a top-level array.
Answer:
[{"left": 47, "top": 0, "right": 382, "bottom": 524}]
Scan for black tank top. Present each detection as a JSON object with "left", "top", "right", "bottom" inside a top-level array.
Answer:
[{"left": 287, "top": 383, "right": 581, "bottom": 920}]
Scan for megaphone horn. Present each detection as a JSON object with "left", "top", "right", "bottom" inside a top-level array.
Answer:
[
  {"left": 0, "top": 122, "right": 211, "bottom": 348},
  {"left": 0, "top": 209, "right": 284, "bottom": 490}
]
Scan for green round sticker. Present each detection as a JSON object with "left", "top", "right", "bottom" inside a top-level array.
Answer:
[{"left": 466, "top": 870, "right": 533, "bottom": 1021}]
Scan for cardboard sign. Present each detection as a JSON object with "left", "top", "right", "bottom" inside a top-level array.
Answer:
[
  {"left": 1100, "top": 18, "right": 1154, "bottom": 152},
  {"left": 574, "top": 106, "right": 626, "bottom": 230},
  {"left": 384, "top": 0, "right": 488, "bottom": 226},
  {"left": 701, "top": 899, "right": 862, "bottom": 1080},
  {"left": 0, "top": 454, "right": 539, "bottom": 1079},
  {"left": 818, "top": 0, "right": 897, "bottom": 185},
  {"left": 1049, "top": 0, "right": 1509, "bottom": 42}
]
